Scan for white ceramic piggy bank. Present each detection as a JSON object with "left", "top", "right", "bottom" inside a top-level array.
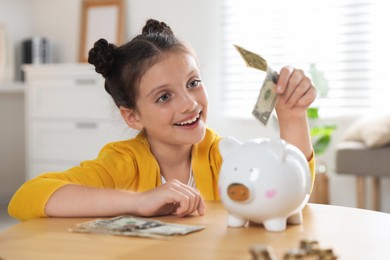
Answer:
[{"left": 218, "top": 137, "right": 312, "bottom": 232}]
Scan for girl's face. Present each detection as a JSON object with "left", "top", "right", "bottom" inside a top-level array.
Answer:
[{"left": 133, "top": 52, "right": 208, "bottom": 148}]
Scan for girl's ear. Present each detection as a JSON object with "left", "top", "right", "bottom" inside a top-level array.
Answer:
[{"left": 119, "top": 106, "right": 144, "bottom": 130}]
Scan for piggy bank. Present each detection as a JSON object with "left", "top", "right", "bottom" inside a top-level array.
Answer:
[{"left": 218, "top": 137, "right": 312, "bottom": 232}]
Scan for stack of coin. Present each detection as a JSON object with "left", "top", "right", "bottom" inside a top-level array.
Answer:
[
  {"left": 250, "top": 244, "right": 277, "bottom": 260},
  {"left": 283, "top": 248, "right": 307, "bottom": 259},
  {"left": 300, "top": 239, "right": 319, "bottom": 252},
  {"left": 317, "top": 248, "right": 337, "bottom": 260},
  {"left": 283, "top": 239, "right": 337, "bottom": 259},
  {"left": 250, "top": 239, "right": 337, "bottom": 260}
]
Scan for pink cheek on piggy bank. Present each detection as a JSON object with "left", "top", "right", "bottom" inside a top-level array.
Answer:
[{"left": 265, "top": 189, "right": 277, "bottom": 199}]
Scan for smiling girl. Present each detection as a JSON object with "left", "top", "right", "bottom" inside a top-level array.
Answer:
[{"left": 9, "top": 19, "right": 316, "bottom": 221}]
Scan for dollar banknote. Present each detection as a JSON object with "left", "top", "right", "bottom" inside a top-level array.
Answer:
[
  {"left": 69, "top": 215, "right": 205, "bottom": 240},
  {"left": 234, "top": 45, "right": 279, "bottom": 126}
]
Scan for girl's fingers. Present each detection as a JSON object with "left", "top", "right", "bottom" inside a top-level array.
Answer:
[
  {"left": 281, "top": 69, "right": 305, "bottom": 101},
  {"left": 164, "top": 180, "right": 203, "bottom": 217},
  {"left": 197, "top": 196, "right": 205, "bottom": 216},
  {"left": 285, "top": 76, "right": 312, "bottom": 107},
  {"left": 276, "top": 66, "right": 294, "bottom": 94},
  {"left": 297, "top": 86, "right": 317, "bottom": 107},
  {"left": 276, "top": 67, "right": 316, "bottom": 109},
  {"left": 137, "top": 179, "right": 203, "bottom": 217}
]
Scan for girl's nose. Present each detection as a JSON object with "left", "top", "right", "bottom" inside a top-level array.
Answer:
[{"left": 177, "top": 91, "right": 197, "bottom": 113}]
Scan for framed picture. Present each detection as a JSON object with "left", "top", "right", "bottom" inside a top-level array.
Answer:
[{"left": 79, "top": 0, "right": 125, "bottom": 62}]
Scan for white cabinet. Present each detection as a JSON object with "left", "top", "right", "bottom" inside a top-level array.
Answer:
[{"left": 24, "top": 64, "right": 131, "bottom": 179}]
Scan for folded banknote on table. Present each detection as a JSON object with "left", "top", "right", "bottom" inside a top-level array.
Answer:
[{"left": 69, "top": 215, "right": 204, "bottom": 240}]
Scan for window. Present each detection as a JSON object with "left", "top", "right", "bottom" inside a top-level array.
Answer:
[{"left": 220, "top": 0, "right": 390, "bottom": 118}]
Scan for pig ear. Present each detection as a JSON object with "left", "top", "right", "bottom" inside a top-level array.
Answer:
[
  {"left": 266, "top": 139, "right": 287, "bottom": 162},
  {"left": 219, "top": 136, "right": 242, "bottom": 159}
]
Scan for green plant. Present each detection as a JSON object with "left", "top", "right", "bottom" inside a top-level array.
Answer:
[
  {"left": 307, "top": 107, "right": 336, "bottom": 155},
  {"left": 308, "top": 64, "right": 336, "bottom": 155}
]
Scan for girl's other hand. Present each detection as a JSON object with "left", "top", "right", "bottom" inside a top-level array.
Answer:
[{"left": 134, "top": 179, "right": 205, "bottom": 217}]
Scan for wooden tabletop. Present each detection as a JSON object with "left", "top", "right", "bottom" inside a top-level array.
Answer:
[{"left": 1, "top": 202, "right": 390, "bottom": 259}]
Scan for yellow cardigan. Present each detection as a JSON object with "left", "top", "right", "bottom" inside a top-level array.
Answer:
[{"left": 8, "top": 128, "right": 315, "bottom": 221}]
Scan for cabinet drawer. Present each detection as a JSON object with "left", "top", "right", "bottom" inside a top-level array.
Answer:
[
  {"left": 30, "top": 121, "right": 130, "bottom": 162},
  {"left": 29, "top": 77, "right": 115, "bottom": 119}
]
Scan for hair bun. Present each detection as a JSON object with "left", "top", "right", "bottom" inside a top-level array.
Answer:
[
  {"left": 142, "top": 19, "right": 174, "bottom": 37},
  {"left": 88, "top": 38, "right": 117, "bottom": 78}
]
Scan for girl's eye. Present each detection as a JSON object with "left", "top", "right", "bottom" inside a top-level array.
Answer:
[
  {"left": 188, "top": 79, "right": 202, "bottom": 88},
  {"left": 156, "top": 93, "right": 171, "bottom": 103}
]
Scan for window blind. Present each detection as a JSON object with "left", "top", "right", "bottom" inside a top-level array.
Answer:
[{"left": 220, "top": 0, "right": 390, "bottom": 118}]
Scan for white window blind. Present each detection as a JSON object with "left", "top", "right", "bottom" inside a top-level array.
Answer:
[{"left": 220, "top": 0, "right": 390, "bottom": 118}]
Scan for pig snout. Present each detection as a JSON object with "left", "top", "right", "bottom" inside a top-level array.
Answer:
[{"left": 227, "top": 183, "right": 250, "bottom": 201}]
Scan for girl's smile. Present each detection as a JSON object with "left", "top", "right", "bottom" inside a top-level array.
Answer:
[{"left": 174, "top": 111, "right": 201, "bottom": 126}]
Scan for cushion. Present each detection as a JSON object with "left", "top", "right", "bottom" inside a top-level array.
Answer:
[
  {"left": 342, "top": 113, "right": 390, "bottom": 148},
  {"left": 335, "top": 140, "right": 390, "bottom": 176}
]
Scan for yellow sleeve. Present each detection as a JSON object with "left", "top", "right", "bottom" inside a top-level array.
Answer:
[
  {"left": 8, "top": 176, "right": 72, "bottom": 221},
  {"left": 192, "top": 128, "right": 222, "bottom": 200},
  {"left": 8, "top": 141, "right": 139, "bottom": 221},
  {"left": 308, "top": 152, "right": 316, "bottom": 193}
]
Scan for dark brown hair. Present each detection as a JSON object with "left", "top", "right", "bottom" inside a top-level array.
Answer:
[{"left": 88, "top": 19, "right": 196, "bottom": 109}]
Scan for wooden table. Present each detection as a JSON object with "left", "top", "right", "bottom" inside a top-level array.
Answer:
[{"left": 1, "top": 202, "right": 390, "bottom": 259}]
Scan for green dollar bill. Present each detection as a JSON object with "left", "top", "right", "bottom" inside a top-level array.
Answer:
[
  {"left": 252, "top": 70, "right": 279, "bottom": 126},
  {"left": 234, "top": 44, "right": 279, "bottom": 126},
  {"left": 234, "top": 44, "right": 268, "bottom": 71}
]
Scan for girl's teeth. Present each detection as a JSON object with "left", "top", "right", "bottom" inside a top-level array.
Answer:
[{"left": 177, "top": 115, "right": 199, "bottom": 126}]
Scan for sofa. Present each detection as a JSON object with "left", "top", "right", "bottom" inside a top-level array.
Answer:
[{"left": 335, "top": 113, "right": 390, "bottom": 211}]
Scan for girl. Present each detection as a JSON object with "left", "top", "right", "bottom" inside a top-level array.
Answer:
[{"left": 9, "top": 19, "right": 316, "bottom": 221}]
